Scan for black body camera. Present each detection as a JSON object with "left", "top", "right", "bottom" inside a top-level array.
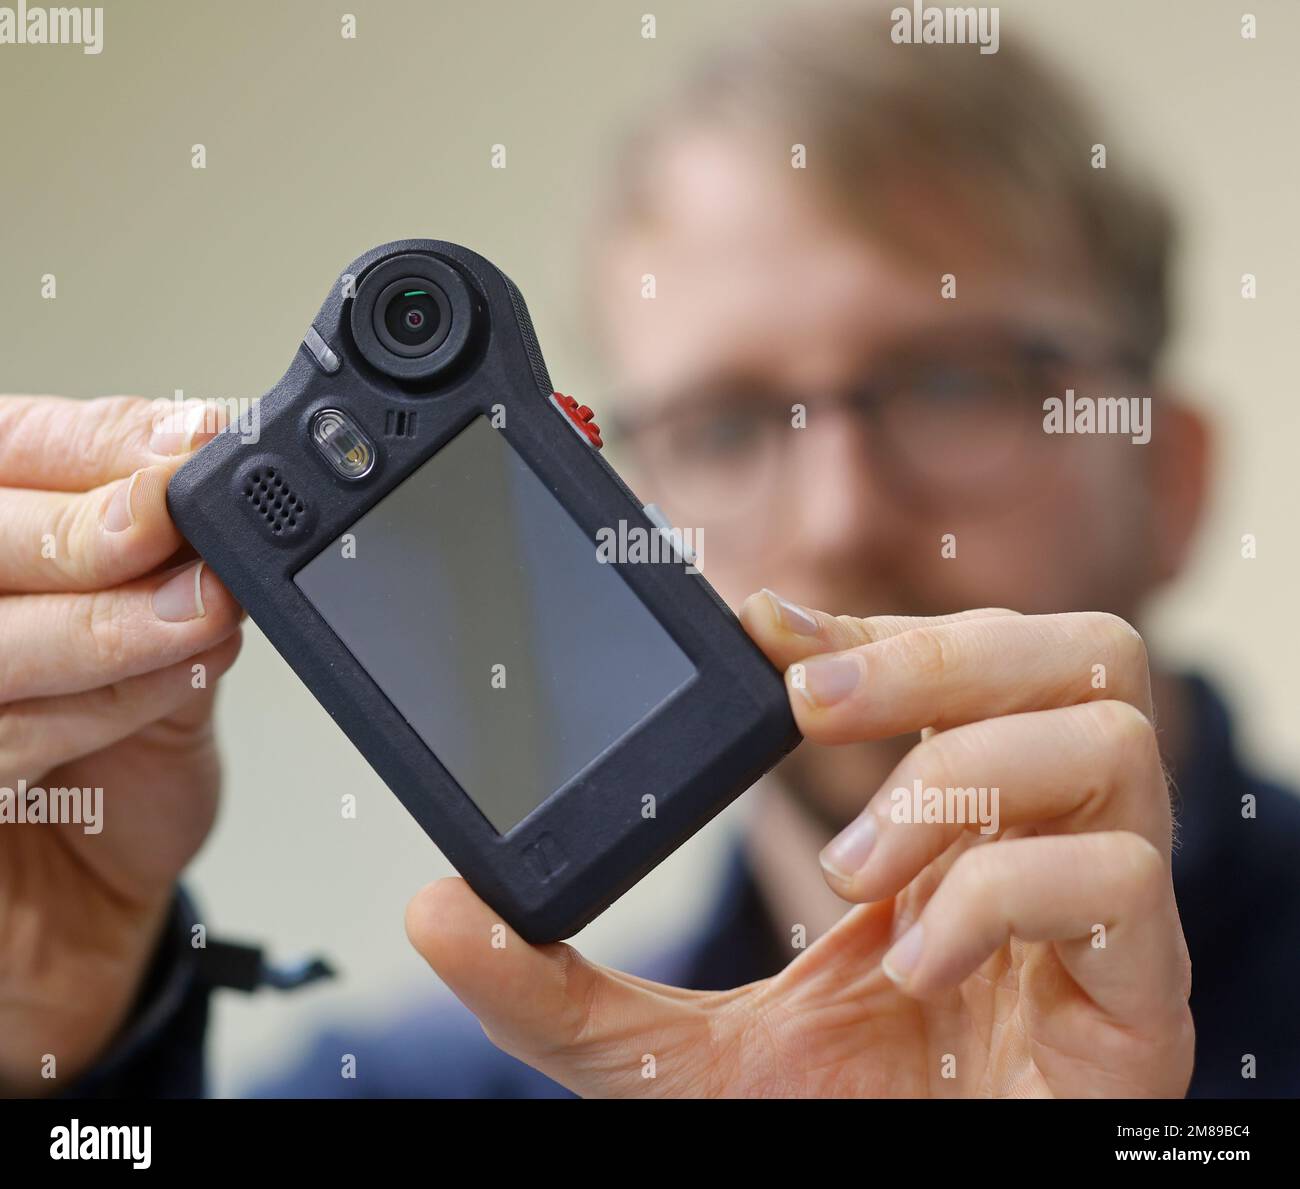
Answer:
[{"left": 167, "top": 240, "right": 800, "bottom": 942}]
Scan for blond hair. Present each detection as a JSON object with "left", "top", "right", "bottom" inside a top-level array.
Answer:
[{"left": 598, "top": 3, "right": 1174, "bottom": 366}]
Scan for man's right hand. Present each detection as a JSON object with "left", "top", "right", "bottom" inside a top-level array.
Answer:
[{"left": 0, "top": 395, "right": 243, "bottom": 1095}]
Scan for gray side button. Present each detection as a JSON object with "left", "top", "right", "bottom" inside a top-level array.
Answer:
[
  {"left": 642, "top": 502, "right": 698, "bottom": 566},
  {"left": 642, "top": 502, "right": 672, "bottom": 533},
  {"left": 302, "top": 325, "right": 341, "bottom": 374}
]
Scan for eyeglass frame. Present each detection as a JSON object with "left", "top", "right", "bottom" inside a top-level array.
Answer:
[{"left": 605, "top": 324, "right": 1156, "bottom": 516}]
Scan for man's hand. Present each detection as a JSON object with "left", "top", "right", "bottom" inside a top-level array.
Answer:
[
  {"left": 405, "top": 595, "right": 1193, "bottom": 1097},
  {"left": 0, "top": 395, "right": 242, "bottom": 1094}
]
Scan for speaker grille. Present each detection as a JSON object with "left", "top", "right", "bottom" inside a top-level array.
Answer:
[{"left": 242, "top": 465, "right": 307, "bottom": 539}]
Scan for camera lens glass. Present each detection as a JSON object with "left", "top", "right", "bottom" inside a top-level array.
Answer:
[
  {"left": 383, "top": 288, "right": 442, "bottom": 349},
  {"left": 370, "top": 276, "right": 454, "bottom": 359}
]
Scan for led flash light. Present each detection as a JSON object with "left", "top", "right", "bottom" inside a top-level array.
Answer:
[{"left": 311, "top": 408, "right": 375, "bottom": 479}]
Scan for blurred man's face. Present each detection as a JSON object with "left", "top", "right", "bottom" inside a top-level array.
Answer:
[{"left": 597, "top": 136, "right": 1181, "bottom": 823}]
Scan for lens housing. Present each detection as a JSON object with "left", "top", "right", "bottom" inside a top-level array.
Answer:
[{"left": 350, "top": 253, "right": 476, "bottom": 382}]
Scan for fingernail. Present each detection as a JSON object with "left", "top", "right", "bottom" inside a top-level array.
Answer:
[
  {"left": 149, "top": 401, "right": 210, "bottom": 455},
  {"left": 762, "top": 588, "right": 820, "bottom": 635},
  {"left": 797, "top": 654, "right": 861, "bottom": 707},
  {"left": 881, "top": 921, "right": 924, "bottom": 986},
  {"left": 104, "top": 469, "right": 142, "bottom": 533},
  {"left": 820, "top": 812, "right": 878, "bottom": 881},
  {"left": 153, "top": 562, "right": 206, "bottom": 621}
]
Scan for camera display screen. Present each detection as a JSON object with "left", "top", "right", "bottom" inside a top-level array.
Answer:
[{"left": 294, "top": 416, "right": 697, "bottom": 833}]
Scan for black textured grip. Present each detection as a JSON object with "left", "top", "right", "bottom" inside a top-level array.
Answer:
[{"left": 497, "top": 268, "right": 554, "bottom": 397}]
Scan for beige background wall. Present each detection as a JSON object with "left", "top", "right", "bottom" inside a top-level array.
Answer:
[{"left": 1, "top": 0, "right": 1295, "bottom": 1093}]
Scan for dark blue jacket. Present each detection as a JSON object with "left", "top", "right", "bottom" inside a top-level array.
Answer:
[{"left": 68, "top": 675, "right": 1300, "bottom": 1098}]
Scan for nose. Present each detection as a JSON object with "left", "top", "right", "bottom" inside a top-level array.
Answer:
[{"left": 781, "top": 404, "right": 903, "bottom": 570}]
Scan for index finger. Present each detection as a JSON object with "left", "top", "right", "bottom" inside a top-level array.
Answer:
[
  {"left": 741, "top": 590, "right": 1021, "bottom": 671},
  {"left": 0, "top": 395, "right": 218, "bottom": 491},
  {"left": 747, "top": 604, "right": 1153, "bottom": 743}
]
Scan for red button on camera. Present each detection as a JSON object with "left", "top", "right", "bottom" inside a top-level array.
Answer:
[{"left": 551, "top": 392, "right": 603, "bottom": 449}]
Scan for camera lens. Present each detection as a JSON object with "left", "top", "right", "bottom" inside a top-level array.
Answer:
[
  {"left": 370, "top": 276, "right": 454, "bottom": 359},
  {"left": 383, "top": 288, "right": 442, "bottom": 349},
  {"left": 351, "top": 253, "right": 477, "bottom": 382}
]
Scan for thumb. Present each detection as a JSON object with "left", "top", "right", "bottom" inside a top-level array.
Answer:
[{"left": 404, "top": 878, "right": 716, "bottom": 1095}]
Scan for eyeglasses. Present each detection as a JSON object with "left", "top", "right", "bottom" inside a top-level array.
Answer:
[{"left": 609, "top": 329, "right": 1150, "bottom": 521}]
